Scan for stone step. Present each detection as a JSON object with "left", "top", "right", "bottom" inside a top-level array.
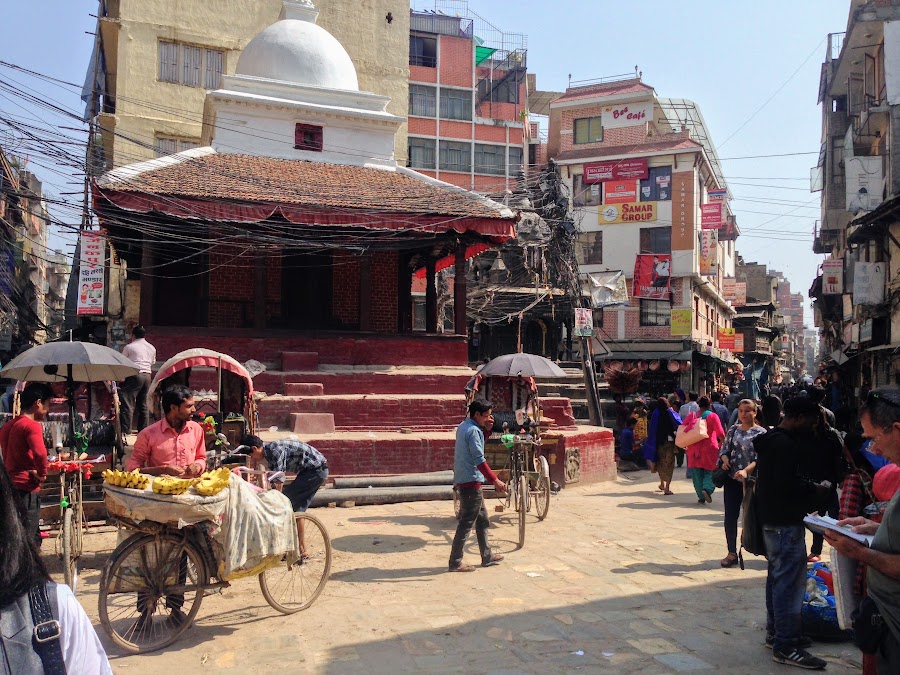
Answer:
[
  {"left": 281, "top": 351, "right": 319, "bottom": 371},
  {"left": 259, "top": 394, "right": 464, "bottom": 429},
  {"left": 281, "top": 371, "right": 473, "bottom": 395},
  {"left": 289, "top": 412, "right": 335, "bottom": 435},
  {"left": 283, "top": 382, "right": 325, "bottom": 396}
]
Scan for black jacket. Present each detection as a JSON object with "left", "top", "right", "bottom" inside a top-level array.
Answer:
[{"left": 754, "top": 427, "right": 827, "bottom": 526}]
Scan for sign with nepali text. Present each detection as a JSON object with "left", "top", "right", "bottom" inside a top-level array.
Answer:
[
  {"left": 734, "top": 282, "right": 747, "bottom": 306},
  {"left": 723, "top": 277, "right": 736, "bottom": 302},
  {"left": 604, "top": 180, "right": 638, "bottom": 203},
  {"left": 671, "top": 308, "right": 692, "bottom": 336},
  {"left": 699, "top": 230, "right": 719, "bottom": 275},
  {"left": 583, "top": 158, "right": 648, "bottom": 183},
  {"left": 600, "top": 201, "right": 657, "bottom": 224},
  {"left": 733, "top": 333, "right": 744, "bottom": 353},
  {"left": 76, "top": 231, "right": 105, "bottom": 316},
  {"left": 822, "top": 260, "right": 843, "bottom": 295},
  {"left": 574, "top": 308, "right": 594, "bottom": 337},
  {"left": 701, "top": 203, "right": 723, "bottom": 230},
  {"left": 718, "top": 328, "right": 736, "bottom": 350},
  {"left": 632, "top": 254, "right": 671, "bottom": 300}
]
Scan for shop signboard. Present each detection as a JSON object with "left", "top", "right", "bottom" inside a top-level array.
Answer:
[
  {"left": 574, "top": 307, "right": 594, "bottom": 337},
  {"left": 76, "top": 231, "right": 105, "bottom": 316},
  {"left": 708, "top": 188, "right": 727, "bottom": 201},
  {"left": 601, "top": 101, "right": 653, "bottom": 129},
  {"left": 604, "top": 180, "right": 638, "bottom": 203},
  {"left": 718, "top": 328, "right": 736, "bottom": 350},
  {"left": 734, "top": 282, "right": 747, "bottom": 306},
  {"left": 671, "top": 170, "right": 695, "bottom": 251},
  {"left": 699, "top": 230, "right": 719, "bottom": 275},
  {"left": 599, "top": 201, "right": 657, "bottom": 224},
  {"left": 723, "top": 277, "right": 736, "bottom": 301},
  {"left": 670, "top": 308, "right": 692, "bottom": 336},
  {"left": 701, "top": 203, "right": 722, "bottom": 230},
  {"left": 583, "top": 158, "right": 648, "bottom": 183},
  {"left": 733, "top": 333, "right": 744, "bottom": 353},
  {"left": 822, "top": 260, "right": 843, "bottom": 295},
  {"left": 632, "top": 254, "right": 671, "bottom": 300},
  {"left": 853, "top": 262, "right": 886, "bottom": 305}
]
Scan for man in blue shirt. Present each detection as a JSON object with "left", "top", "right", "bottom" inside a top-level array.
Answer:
[{"left": 450, "top": 399, "right": 507, "bottom": 572}]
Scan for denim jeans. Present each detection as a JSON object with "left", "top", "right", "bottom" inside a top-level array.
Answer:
[
  {"left": 283, "top": 466, "right": 328, "bottom": 512},
  {"left": 449, "top": 487, "right": 493, "bottom": 569},
  {"left": 763, "top": 523, "right": 808, "bottom": 652}
]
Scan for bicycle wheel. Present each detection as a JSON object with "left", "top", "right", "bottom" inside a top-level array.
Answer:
[
  {"left": 260, "top": 513, "right": 331, "bottom": 614},
  {"left": 517, "top": 475, "right": 527, "bottom": 549},
  {"left": 535, "top": 456, "right": 551, "bottom": 521},
  {"left": 62, "top": 509, "right": 78, "bottom": 593},
  {"left": 99, "top": 533, "right": 207, "bottom": 654}
]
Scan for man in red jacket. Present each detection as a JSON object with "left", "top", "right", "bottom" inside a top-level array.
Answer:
[{"left": 0, "top": 382, "right": 53, "bottom": 544}]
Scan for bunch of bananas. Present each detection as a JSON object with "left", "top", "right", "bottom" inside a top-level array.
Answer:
[
  {"left": 194, "top": 467, "right": 231, "bottom": 496},
  {"left": 151, "top": 475, "right": 194, "bottom": 495},
  {"left": 102, "top": 468, "right": 150, "bottom": 489}
]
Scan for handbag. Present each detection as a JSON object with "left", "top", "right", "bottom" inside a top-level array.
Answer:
[
  {"left": 712, "top": 427, "right": 737, "bottom": 488},
  {"left": 739, "top": 476, "right": 766, "bottom": 568},
  {"left": 852, "top": 596, "right": 887, "bottom": 654},
  {"left": 675, "top": 412, "right": 708, "bottom": 449}
]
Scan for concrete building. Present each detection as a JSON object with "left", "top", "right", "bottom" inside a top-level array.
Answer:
[
  {"left": 810, "top": 0, "right": 900, "bottom": 404},
  {"left": 405, "top": 4, "right": 528, "bottom": 194},
  {"left": 88, "top": 0, "right": 410, "bottom": 171},
  {"left": 45, "top": 252, "right": 71, "bottom": 341},
  {"left": 545, "top": 77, "right": 739, "bottom": 394}
]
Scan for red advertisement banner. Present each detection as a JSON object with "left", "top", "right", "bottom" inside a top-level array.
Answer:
[
  {"left": 632, "top": 254, "right": 671, "bottom": 300},
  {"left": 584, "top": 158, "right": 649, "bottom": 184},
  {"left": 604, "top": 180, "right": 638, "bottom": 203},
  {"left": 701, "top": 203, "right": 722, "bottom": 230}
]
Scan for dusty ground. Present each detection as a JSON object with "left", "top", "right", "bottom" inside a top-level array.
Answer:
[{"left": 50, "top": 470, "right": 862, "bottom": 674}]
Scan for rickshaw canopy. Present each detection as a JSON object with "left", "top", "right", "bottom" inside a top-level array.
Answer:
[{"left": 148, "top": 349, "right": 254, "bottom": 401}]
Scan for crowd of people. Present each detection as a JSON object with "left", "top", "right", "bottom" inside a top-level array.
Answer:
[{"left": 613, "top": 384, "right": 900, "bottom": 671}]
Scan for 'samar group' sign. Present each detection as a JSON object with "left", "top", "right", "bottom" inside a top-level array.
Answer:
[{"left": 599, "top": 201, "right": 657, "bottom": 224}]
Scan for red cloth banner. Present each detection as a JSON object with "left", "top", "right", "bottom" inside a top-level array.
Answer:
[
  {"left": 632, "top": 254, "right": 671, "bottom": 300},
  {"left": 584, "top": 159, "right": 648, "bottom": 184}
]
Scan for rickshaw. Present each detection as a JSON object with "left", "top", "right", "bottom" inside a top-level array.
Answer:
[
  {"left": 147, "top": 348, "right": 258, "bottom": 453},
  {"left": 461, "top": 371, "right": 552, "bottom": 548}
]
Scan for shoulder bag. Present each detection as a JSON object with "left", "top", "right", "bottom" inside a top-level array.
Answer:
[{"left": 675, "top": 412, "right": 708, "bottom": 449}]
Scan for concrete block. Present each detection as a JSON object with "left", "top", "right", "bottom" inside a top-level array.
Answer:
[
  {"left": 283, "top": 382, "right": 325, "bottom": 396},
  {"left": 282, "top": 351, "right": 319, "bottom": 371},
  {"left": 289, "top": 412, "right": 335, "bottom": 434}
]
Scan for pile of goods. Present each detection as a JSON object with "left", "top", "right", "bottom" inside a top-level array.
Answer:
[
  {"left": 102, "top": 468, "right": 151, "bottom": 490},
  {"left": 151, "top": 475, "right": 194, "bottom": 495},
  {"left": 194, "top": 467, "right": 232, "bottom": 496},
  {"left": 102, "top": 466, "right": 232, "bottom": 497}
]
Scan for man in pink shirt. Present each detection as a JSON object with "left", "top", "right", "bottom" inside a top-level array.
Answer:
[
  {"left": 126, "top": 385, "right": 205, "bottom": 477},
  {"left": 120, "top": 325, "right": 156, "bottom": 433}
]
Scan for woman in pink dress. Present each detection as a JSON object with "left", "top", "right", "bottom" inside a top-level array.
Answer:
[{"left": 686, "top": 396, "right": 725, "bottom": 504}]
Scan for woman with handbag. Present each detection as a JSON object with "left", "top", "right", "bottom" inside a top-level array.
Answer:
[
  {"left": 717, "top": 399, "right": 766, "bottom": 568},
  {"left": 683, "top": 397, "right": 726, "bottom": 505},
  {"left": 642, "top": 397, "right": 682, "bottom": 495}
]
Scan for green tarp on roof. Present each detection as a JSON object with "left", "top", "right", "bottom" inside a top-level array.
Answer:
[{"left": 475, "top": 45, "right": 496, "bottom": 65}]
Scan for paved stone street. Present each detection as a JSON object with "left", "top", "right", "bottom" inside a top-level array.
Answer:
[{"left": 59, "top": 471, "right": 862, "bottom": 674}]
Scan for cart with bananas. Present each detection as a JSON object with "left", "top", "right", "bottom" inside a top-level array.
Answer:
[{"left": 98, "top": 467, "right": 331, "bottom": 654}]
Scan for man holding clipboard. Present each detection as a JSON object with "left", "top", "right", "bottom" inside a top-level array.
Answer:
[{"left": 824, "top": 387, "right": 900, "bottom": 673}]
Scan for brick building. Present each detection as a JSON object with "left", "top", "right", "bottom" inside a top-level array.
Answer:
[
  {"left": 406, "top": 5, "right": 528, "bottom": 195},
  {"left": 545, "top": 77, "right": 740, "bottom": 394}
]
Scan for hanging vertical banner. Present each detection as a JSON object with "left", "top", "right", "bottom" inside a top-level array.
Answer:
[
  {"left": 632, "top": 254, "right": 671, "bottom": 300},
  {"left": 733, "top": 333, "right": 744, "bottom": 353},
  {"left": 718, "top": 328, "right": 736, "bottom": 349},
  {"left": 701, "top": 203, "right": 723, "bottom": 230},
  {"left": 574, "top": 307, "right": 594, "bottom": 337},
  {"left": 76, "top": 231, "right": 106, "bottom": 316},
  {"left": 698, "top": 230, "right": 719, "bottom": 275},
  {"left": 822, "top": 260, "right": 843, "bottom": 294},
  {"left": 734, "top": 282, "right": 747, "bottom": 306},
  {"left": 671, "top": 171, "right": 695, "bottom": 250}
]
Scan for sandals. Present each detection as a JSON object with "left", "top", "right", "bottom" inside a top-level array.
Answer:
[
  {"left": 720, "top": 553, "right": 739, "bottom": 568},
  {"left": 449, "top": 564, "right": 476, "bottom": 572}
]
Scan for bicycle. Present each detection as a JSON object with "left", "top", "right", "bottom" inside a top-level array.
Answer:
[
  {"left": 98, "top": 470, "right": 332, "bottom": 654},
  {"left": 501, "top": 435, "right": 551, "bottom": 549},
  {"left": 50, "top": 457, "right": 100, "bottom": 594}
]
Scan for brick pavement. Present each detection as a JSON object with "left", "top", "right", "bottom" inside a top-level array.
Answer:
[{"left": 62, "top": 470, "right": 863, "bottom": 674}]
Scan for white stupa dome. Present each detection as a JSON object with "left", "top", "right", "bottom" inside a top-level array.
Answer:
[{"left": 235, "top": 1, "right": 359, "bottom": 91}]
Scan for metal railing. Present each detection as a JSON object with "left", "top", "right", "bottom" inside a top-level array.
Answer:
[{"left": 829, "top": 32, "right": 845, "bottom": 62}]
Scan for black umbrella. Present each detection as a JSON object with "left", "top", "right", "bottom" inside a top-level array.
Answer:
[
  {"left": 1, "top": 341, "right": 139, "bottom": 457},
  {"left": 478, "top": 353, "right": 568, "bottom": 378}
]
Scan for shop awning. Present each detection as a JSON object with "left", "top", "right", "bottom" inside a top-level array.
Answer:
[{"left": 598, "top": 349, "right": 692, "bottom": 361}]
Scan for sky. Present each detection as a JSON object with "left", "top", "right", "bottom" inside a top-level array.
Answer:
[{"left": 1, "top": 0, "right": 854, "bottom": 325}]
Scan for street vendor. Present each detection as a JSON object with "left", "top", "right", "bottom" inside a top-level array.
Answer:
[
  {"left": 0, "top": 382, "right": 52, "bottom": 545},
  {"left": 125, "top": 384, "right": 205, "bottom": 477},
  {"left": 235, "top": 435, "right": 328, "bottom": 558}
]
